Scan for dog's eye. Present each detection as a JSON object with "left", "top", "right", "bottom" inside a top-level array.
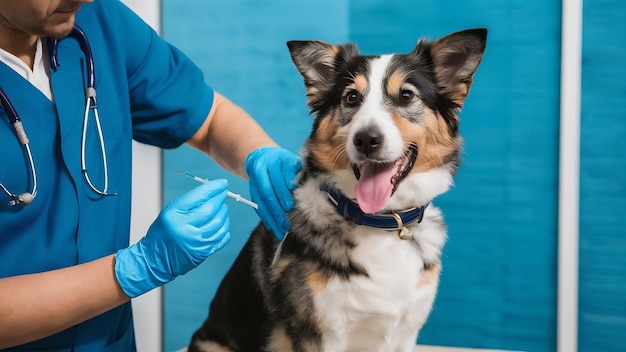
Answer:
[
  {"left": 345, "top": 90, "right": 360, "bottom": 106},
  {"left": 400, "top": 90, "right": 415, "bottom": 104}
]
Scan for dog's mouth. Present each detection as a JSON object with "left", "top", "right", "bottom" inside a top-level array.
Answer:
[{"left": 352, "top": 143, "right": 418, "bottom": 213}]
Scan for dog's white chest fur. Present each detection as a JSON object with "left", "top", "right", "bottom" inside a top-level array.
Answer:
[{"left": 311, "top": 209, "right": 444, "bottom": 351}]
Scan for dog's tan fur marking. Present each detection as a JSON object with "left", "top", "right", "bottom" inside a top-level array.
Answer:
[
  {"left": 353, "top": 74, "right": 368, "bottom": 93},
  {"left": 271, "top": 257, "right": 293, "bottom": 283},
  {"left": 387, "top": 70, "right": 406, "bottom": 97},
  {"left": 306, "top": 269, "right": 329, "bottom": 293},
  {"left": 307, "top": 114, "right": 350, "bottom": 171},
  {"left": 387, "top": 68, "right": 461, "bottom": 174},
  {"left": 392, "top": 109, "right": 460, "bottom": 173},
  {"left": 268, "top": 328, "right": 294, "bottom": 352},
  {"left": 192, "top": 340, "right": 233, "bottom": 352},
  {"left": 418, "top": 263, "right": 441, "bottom": 288}
]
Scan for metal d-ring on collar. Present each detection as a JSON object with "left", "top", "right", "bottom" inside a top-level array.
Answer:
[
  {"left": 390, "top": 212, "right": 414, "bottom": 240},
  {"left": 320, "top": 183, "right": 427, "bottom": 240}
]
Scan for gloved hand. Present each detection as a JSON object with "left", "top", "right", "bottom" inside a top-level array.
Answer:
[
  {"left": 115, "top": 179, "right": 231, "bottom": 298},
  {"left": 245, "top": 147, "right": 301, "bottom": 240}
]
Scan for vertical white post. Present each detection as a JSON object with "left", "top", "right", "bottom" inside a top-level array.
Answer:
[
  {"left": 122, "top": 1, "right": 163, "bottom": 351},
  {"left": 558, "top": 0, "right": 582, "bottom": 350}
]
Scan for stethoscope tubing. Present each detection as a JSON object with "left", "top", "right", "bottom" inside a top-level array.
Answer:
[
  {"left": 49, "top": 26, "right": 96, "bottom": 89},
  {"left": 0, "top": 24, "right": 114, "bottom": 206},
  {"left": 81, "top": 94, "right": 111, "bottom": 196},
  {"left": 0, "top": 88, "right": 38, "bottom": 205}
]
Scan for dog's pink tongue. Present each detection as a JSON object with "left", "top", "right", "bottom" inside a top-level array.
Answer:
[{"left": 355, "top": 163, "right": 395, "bottom": 214}]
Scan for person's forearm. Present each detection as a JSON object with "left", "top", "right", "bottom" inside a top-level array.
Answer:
[
  {"left": 0, "top": 254, "right": 129, "bottom": 348},
  {"left": 186, "top": 91, "right": 278, "bottom": 178}
]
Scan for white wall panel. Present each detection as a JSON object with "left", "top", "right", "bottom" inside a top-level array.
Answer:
[{"left": 121, "top": 1, "right": 162, "bottom": 351}]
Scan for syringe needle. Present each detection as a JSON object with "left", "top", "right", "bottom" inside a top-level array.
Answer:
[{"left": 172, "top": 168, "right": 258, "bottom": 209}]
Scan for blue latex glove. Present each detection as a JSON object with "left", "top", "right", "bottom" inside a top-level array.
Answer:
[
  {"left": 245, "top": 147, "right": 301, "bottom": 239},
  {"left": 115, "top": 179, "right": 231, "bottom": 298}
]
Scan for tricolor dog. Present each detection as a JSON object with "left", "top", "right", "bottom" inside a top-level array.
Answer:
[{"left": 189, "top": 28, "right": 487, "bottom": 352}]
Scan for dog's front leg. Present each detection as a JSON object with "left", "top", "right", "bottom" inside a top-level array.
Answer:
[
  {"left": 266, "top": 324, "right": 323, "bottom": 352},
  {"left": 267, "top": 260, "right": 325, "bottom": 352}
]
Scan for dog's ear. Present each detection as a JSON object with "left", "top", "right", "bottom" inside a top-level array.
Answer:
[
  {"left": 287, "top": 40, "right": 359, "bottom": 110},
  {"left": 423, "top": 28, "right": 487, "bottom": 107}
]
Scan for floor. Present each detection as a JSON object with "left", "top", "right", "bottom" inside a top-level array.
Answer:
[
  {"left": 178, "top": 345, "right": 510, "bottom": 352},
  {"left": 417, "top": 346, "right": 512, "bottom": 352}
]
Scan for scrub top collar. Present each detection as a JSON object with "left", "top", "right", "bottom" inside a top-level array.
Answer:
[{"left": 0, "top": 37, "right": 54, "bottom": 101}]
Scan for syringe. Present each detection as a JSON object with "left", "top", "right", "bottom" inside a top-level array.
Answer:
[{"left": 172, "top": 168, "right": 258, "bottom": 209}]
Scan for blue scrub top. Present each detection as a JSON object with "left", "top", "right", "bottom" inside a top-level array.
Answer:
[{"left": 0, "top": 1, "right": 213, "bottom": 350}]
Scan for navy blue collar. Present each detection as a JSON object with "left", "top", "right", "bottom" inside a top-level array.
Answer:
[{"left": 320, "top": 183, "right": 427, "bottom": 231}]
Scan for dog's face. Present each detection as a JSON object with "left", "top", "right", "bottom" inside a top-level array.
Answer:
[{"left": 288, "top": 29, "right": 486, "bottom": 214}]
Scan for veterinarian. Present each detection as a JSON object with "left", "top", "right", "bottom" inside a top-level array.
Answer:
[{"left": 0, "top": 0, "right": 301, "bottom": 350}]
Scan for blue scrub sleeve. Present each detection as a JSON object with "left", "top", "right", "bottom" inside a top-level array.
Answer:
[{"left": 103, "top": 0, "right": 213, "bottom": 148}]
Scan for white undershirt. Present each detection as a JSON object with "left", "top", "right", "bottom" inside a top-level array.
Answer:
[{"left": 0, "top": 37, "right": 54, "bottom": 101}]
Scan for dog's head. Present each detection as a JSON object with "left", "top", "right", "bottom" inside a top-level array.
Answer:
[{"left": 288, "top": 28, "right": 486, "bottom": 214}]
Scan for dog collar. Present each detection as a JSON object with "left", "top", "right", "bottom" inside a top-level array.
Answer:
[{"left": 320, "top": 183, "right": 428, "bottom": 240}]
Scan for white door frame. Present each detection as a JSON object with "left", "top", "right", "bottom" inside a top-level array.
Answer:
[{"left": 558, "top": 0, "right": 582, "bottom": 350}]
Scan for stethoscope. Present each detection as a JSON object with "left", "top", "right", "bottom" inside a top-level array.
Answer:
[{"left": 0, "top": 25, "right": 114, "bottom": 207}]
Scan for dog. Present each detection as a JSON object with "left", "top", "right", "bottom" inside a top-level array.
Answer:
[{"left": 189, "top": 28, "right": 487, "bottom": 352}]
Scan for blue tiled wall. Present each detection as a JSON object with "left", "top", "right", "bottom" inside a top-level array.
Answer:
[
  {"left": 579, "top": 0, "right": 626, "bottom": 350},
  {"left": 347, "top": 2, "right": 561, "bottom": 351},
  {"left": 161, "top": 1, "right": 564, "bottom": 351}
]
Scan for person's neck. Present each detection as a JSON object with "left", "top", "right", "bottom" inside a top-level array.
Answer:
[{"left": 0, "top": 26, "right": 38, "bottom": 70}]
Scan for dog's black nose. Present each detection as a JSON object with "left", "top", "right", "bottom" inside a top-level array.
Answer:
[{"left": 354, "top": 129, "right": 383, "bottom": 155}]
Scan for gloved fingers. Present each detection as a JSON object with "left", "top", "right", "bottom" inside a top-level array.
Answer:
[
  {"left": 169, "top": 208, "right": 230, "bottom": 277},
  {"left": 271, "top": 153, "right": 301, "bottom": 211},
  {"left": 252, "top": 186, "right": 288, "bottom": 239},
  {"left": 285, "top": 154, "right": 302, "bottom": 189},
  {"left": 196, "top": 203, "right": 230, "bottom": 241},
  {"left": 265, "top": 152, "right": 300, "bottom": 235},
  {"left": 116, "top": 180, "right": 232, "bottom": 296},
  {"left": 173, "top": 179, "right": 229, "bottom": 212},
  {"left": 186, "top": 210, "right": 230, "bottom": 269},
  {"left": 186, "top": 189, "right": 228, "bottom": 227},
  {"left": 246, "top": 164, "right": 274, "bottom": 220},
  {"left": 205, "top": 224, "right": 232, "bottom": 257},
  {"left": 245, "top": 147, "right": 302, "bottom": 240}
]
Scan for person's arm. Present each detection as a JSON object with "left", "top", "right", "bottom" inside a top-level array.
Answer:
[
  {"left": 0, "top": 255, "right": 128, "bottom": 348},
  {"left": 186, "top": 92, "right": 302, "bottom": 239},
  {"left": 0, "top": 179, "right": 230, "bottom": 349},
  {"left": 186, "top": 92, "right": 278, "bottom": 178}
]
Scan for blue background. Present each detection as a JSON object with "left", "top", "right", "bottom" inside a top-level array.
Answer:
[
  {"left": 579, "top": 0, "right": 626, "bottom": 350},
  {"left": 159, "top": 1, "right": 625, "bottom": 351}
]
